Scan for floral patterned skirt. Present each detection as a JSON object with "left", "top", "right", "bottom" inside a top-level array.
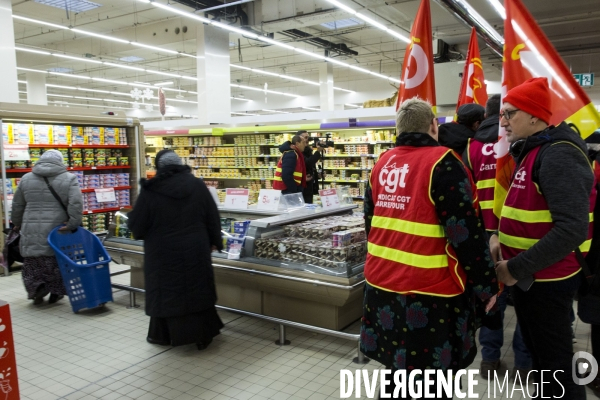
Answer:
[
  {"left": 22, "top": 256, "right": 67, "bottom": 299},
  {"left": 360, "top": 282, "right": 479, "bottom": 372}
]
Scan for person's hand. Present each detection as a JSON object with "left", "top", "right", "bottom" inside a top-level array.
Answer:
[
  {"left": 58, "top": 222, "right": 69, "bottom": 232},
  {"left": 211, "top": 245, "right": 218, "bottom": 253},
  {"left": 484, "top": 294, "right": 497, "bottom": 313},
  {"left": 12, "top": 226, "right": 20, "bottom": 233},
  {"left": 317, "top": 144, "right": 325, "bottom": 151},
  {"left": 306, "top": 174, "right": 313, "bottom": 182},
  {"left": 489, "top": 233, "right": 502, "bottom": 264},
  {"left": 495, "top": 260, "right": 517, "bottom": 286}
]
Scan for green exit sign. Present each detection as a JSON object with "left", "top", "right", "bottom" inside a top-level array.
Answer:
[{"left": 573, "top": 73, "right": 594, "bottom": 87}]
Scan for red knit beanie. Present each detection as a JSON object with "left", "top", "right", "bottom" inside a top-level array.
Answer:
[{"left": 503, "top": 77, "right": 552, "bottom": 124}]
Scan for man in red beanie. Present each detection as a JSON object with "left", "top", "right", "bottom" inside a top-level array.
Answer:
[{"left": 490, "top": 77, "right": 594, "bottom": 399}]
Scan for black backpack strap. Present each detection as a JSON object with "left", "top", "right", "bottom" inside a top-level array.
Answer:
[{"left": 43, "top": 176, "right": 68, "bottom": 214}]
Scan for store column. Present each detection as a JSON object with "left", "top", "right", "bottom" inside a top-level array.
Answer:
[
  {"left": 26, "top": 71, "right": 47, "bottom": 106},
  {"left": 319, "top": 63, "right": 334, "bottom": 111},
  {"left": 197, "top": 24, "right": 231, "bottom": 124},
  {"left": 0, "top": 0, "right": 19, "bottom": 104}
]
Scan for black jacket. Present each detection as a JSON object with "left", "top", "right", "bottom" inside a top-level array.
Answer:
[
  {"left": 278, "top": 141, "right": 302, "bottom": 193},
  {"left": 473, "top": 114, "right": 499, "bottom": 143},
  {"left": 127, "top": 165, "right": 223, "bottom": 318},
  {"left": 506, "top": 122, "right": 594, "bottom": 290},
  {"left": 438, "top": 122, "right": 476, "bottom": 155}
]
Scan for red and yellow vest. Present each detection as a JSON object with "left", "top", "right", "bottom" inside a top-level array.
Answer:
[
  {"left": 466, "top": 138, "right": 499, "bottom": 231},
  {"left": 365, "top": 146, "right": 470, "bottom": 297},
  {"left": 499, "top": 142, "right": 596, "bottom": 281},
  {"left": 273, "top": 151, "right": 302, "bottom": 190}
]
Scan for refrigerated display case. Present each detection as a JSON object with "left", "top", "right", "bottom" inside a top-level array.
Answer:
[{"left": 104, "top": 205, "right": 366, "bottom": 330}]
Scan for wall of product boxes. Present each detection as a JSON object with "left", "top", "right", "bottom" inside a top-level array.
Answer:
[
  {"left": 1, "top": 122, "right": 133, "bottom": 234},
  {"left": 144, "top": 127, "right": 395, "bottom": 204}
]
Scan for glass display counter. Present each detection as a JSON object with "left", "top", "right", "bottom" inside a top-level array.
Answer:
[{"left": 104, "top": 205, "right": 365, "bottom": 330}]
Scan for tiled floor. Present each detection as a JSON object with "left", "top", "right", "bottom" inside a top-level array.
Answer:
[{"left": 0, "top": 263, "right": 597, "bottom": 400}]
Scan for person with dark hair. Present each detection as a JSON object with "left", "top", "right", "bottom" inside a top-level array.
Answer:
[
  {"left": 296, "top": 130, "right": 324, "bottom": 204},
  {"left": 492, "top": 77, "right": 594, "bottom": 399},
  {"left": 11, "top": 150, "right": 83, "bottom": 305},
  {"left": 127, "top": 149, "right": 224, "bottom": 350},
  {"left": 362, "top": 98, "right": 499, "bottom": 399},
  {"left": 438, "top": 103, "right": 486, "bottom": 154},
  {"left": 463, "top": 94, "right": 532, "bottom": 379},
  {"left": 273, "top": 135, "right": 307, "bottom": 195}
]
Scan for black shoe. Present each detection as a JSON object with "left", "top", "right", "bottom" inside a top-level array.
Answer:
[
  {"left": 197, "top": 337, "right": 213, "bottom": 350},
  {"left": 33, "top": 285, "right": 49, "bottom": 305},
  {"left": 146, "top": 337, "right": 170, "bottom": 346},
  {"left": 48, "top": 294, "right": 64, "bottom": 304}
]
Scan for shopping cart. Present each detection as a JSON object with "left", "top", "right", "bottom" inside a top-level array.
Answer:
[{"left": 48, "top": 226, "right": 113, "bottom": 313}]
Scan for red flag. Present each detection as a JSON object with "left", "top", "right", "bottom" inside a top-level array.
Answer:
[
  {"left": 395, "top": 0, "right": 436, "bottom": 112},
  {"left": 456, "top": 27, "right": 488, "bottom": 112},
  {"left": 493, "top": 0, "right": 600, "bottom": 218}
]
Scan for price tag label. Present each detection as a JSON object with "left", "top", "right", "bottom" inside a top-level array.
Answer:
[
  {"left": 3, "top": 145, "right": 30, "bottom": 161},
  {"left": 256, "top": 189, "right": 281, "bottom": 210},
  {"left": 319, "top": 188, "right": 340, "bottom": 210},
  {"left": 94, "top": 188, "right": 116, "bottom": 203},
  {"left": 225, "top": 188, "right": 249, "bottom": 210}
]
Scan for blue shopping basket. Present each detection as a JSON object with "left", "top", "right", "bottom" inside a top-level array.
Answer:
[{"left": 48, "top": 226, "right": 113, "bottom": 313}]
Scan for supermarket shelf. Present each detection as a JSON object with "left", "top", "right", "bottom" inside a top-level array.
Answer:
[
  {"left": 320, "top": 154, "right": 376, "bottom": 158},
  {"left": 187, "top": 155, "right": 276, "bottom": 158},
  {"left": 352, "top": 196, "right": 365, "bottom": 200},
  {"left": 163, "top": 144, "right": 277, "bottom": 148},
  {"left": 83, "top": 207, "right": 122, "bottom": 214},
  {"left": 28, "top": 144, "right": 129, "bottom": 149},
  {"left": 198, "top": 176, "right": 275, "bottom": 180},
  {"left": 193, "top": 166, "right": 274, "bottom": 169},
  {"left": 6, "top": 166, "right": 131, "bottom": 173},
  {"left": 81, "top": 186, "right": 131, "bottom": 193},
  {"left": 334, "top": 141, "right": 394, "bottom": 145}
]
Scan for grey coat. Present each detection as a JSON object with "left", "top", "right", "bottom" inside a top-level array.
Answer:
[{"left": 11, "top": 159, "right": 83, "bottom": 257}]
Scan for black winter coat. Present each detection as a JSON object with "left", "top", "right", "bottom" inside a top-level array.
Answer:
[
  {"left": 438, "top": 122, "right": 476, "bottom": 155},
  {"left": 127, "top": 165, "right": 223, "bottom": 318}
]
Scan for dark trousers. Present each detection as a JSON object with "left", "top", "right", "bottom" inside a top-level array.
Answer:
[{"left": 511, "top": 285, "right": 586, "bottom": 399}]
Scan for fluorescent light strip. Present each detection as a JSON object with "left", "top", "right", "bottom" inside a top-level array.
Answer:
[
  {"left": 229, "top": 64, "right": 354, "bottom": 92},
  {"left": 20, "top": 66, "right": 292, "bottom": 103},
  {"left": 302, "top": 107, "right": 320, "bottom": 111},
  {"left": 48, "top": 100, "right": 135, "bottom": 110},
  {"left": 14, "top": 16, "right": 359, "bottom": 92},
  {"left": 324, "top": 0, "right": 410, "bottom": 44},
  {"left": 231, "top": 96, "right": 251, "bottom": 101},
  {"left": 262, "top": 109, "right": 290, "bottom": 114},
  {"left": 345, "top": 103, "right": 363, "bottom": 108},
  {"left": 231, "top": 111, "right": 259, "bottom": 116},
  {"left": 134, "top": 1, "right": 401, "bottom": 83},
  {"left": 487, "top": 0, "right": 506, "bottom": 20},
  {"left": 458, "top": 0, "right": 504, "bottom": 44},
  {"left": 231, "top": 84, "right": 300, "bottom": 98}
]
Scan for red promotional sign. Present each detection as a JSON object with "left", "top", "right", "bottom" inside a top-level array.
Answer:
[
  {"left": 456, "top": 27, "right": 488, "bottom": 112},
  {"left": 395, "top": 0, "right": 436, "bottom": 113},
  {"left": 0, "top": 301, "right": 19, "bottom": 400},
  {"left": 493, "top": 0, "right": 600, "bottom": 218}
]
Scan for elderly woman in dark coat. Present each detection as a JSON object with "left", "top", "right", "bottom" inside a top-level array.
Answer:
[
  {"left": 11, "top": 149, "right": 83, "bottom": 305},
  {"left": 128, "top": 150, "right": 223, "bottom": 349}
]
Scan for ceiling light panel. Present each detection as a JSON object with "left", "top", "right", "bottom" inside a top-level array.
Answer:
[
  {"left": 34, "top": 0, "right": 101, "bottom": 13},
  {"left": 119, "top": 56, "right": 145, "bottom": 63},
  {"left": 47, "top": 67, "right": 73, "bottom": 73}
]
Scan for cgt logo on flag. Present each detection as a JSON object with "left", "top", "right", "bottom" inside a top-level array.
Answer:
[{"left": 573, "top": 351, "right": 599, "bottom": 385}]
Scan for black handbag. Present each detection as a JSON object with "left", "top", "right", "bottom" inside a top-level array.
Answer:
[{"left": 2, "top": 227, "right": 23, "bottom": 268}]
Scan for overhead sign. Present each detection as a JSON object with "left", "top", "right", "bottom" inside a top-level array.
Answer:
[{"left": 573, "top": 73, "right": 594, "bottom": 87}]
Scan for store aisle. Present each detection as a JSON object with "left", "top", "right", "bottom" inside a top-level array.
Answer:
[{"left": 0, "top": 264, "right": 595, "bottom": 400}]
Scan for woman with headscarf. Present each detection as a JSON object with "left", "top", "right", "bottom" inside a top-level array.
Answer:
[
  {"left": 127, "top": 150, "right": 224, "bottom": 349},
  {"left": 11, "top": 149, "right": 83, "bottom": 305}
]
